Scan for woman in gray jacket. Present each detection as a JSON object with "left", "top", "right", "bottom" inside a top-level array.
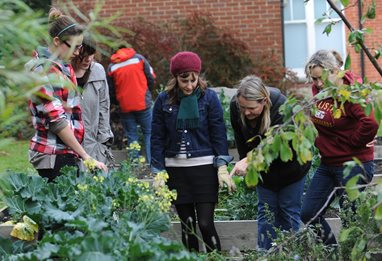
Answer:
[{"left": 71, "top": 35, "right": 114, "bottom": 165}]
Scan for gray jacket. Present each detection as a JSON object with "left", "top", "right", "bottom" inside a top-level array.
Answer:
[{"left": 81, "top": 62, "right": 114, "bottom": 165}]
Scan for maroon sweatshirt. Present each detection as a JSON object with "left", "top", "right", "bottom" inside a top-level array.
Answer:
[{"left": 311, "top": 71, "right": 379, "bottom": 166}]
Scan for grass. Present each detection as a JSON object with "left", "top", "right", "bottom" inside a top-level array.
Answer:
[
  {"left": 0, "top": 139, "right": 34, "bottom": 174},
  {"left": 0, "top": 139, "right": 34, "bottom": 209}
]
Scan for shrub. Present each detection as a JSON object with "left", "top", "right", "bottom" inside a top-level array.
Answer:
[
  {"left": 123, "top": 12, "right": 294, "bottom": 91},
  {"left": 179, "top": 12, "right": 253, "bottom": 88}
]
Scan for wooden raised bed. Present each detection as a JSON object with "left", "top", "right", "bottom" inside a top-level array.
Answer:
[{"left": 163, "top": 218, "right": 342, "bottom": 251}]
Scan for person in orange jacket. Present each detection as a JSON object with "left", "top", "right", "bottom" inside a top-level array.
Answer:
[{"left": 108, "top": 47, "right": 155, "bottom": 164}]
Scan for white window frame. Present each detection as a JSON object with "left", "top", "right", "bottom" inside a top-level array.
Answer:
[{"left": 283, "top": 0, "right": 347, "bottom": 81}]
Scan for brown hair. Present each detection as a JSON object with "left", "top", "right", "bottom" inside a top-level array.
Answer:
[
  {"left": 166, "top": 72, "right": 207, "bottom": 104},
  {"left": 71, "top": 34, "right": 97, "bottom": 69},
  {"left": 331, "top": 50, "right": 343, "bottom": 67},
  {"left": 48, "top": 7, "right": 83, "bottom": 40}
]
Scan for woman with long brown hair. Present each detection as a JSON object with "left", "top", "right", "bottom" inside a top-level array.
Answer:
[{"left": 151, "top": 51, "right": 235, "bottom": 252}]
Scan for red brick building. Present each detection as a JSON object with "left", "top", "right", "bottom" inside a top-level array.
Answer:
[{"left": 54, "top": 0, "right": 382, "bottom": 82}]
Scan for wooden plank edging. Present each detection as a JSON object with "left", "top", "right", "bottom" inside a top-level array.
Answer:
[{"left": 162, "top": 218, "right": 342, "bottom": 251}]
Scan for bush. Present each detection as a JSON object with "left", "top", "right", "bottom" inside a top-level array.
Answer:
[{"left": 123, "top": 12, "right": 295, "bottom": 91}]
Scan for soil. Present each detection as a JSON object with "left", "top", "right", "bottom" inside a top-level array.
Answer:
[{"left": 0, "top": 208, "right": 11, "bottom": 223}]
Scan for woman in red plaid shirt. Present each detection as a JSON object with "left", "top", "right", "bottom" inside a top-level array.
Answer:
[{"left": 26, "top": 8, "right": 107, "bottom": 181}]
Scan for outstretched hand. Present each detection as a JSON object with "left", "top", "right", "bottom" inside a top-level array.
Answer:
[{"left": 229, "top": 157, "right": 248, "bottom": 177}]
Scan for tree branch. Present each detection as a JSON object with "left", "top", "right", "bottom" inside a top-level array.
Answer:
[{"left": 326, "top": 0, "right": 382, "bottom": 77}]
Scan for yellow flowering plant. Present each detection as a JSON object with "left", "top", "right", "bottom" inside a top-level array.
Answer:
[{"left": 83, "top": 157, "right": 97, "bottom": 172}]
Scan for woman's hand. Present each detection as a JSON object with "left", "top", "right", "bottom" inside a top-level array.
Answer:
[
  {"left": 83, "top": 157, "right": 108, "bottom": 172},
  {"left": 229, "top": 157, "right": 248, "bottom": 177}
]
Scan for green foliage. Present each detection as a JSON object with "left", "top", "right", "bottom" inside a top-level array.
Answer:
[
  {"left": 340, "top": 0, "right": 350, "bottom": 7},
  {"left": 348, "top": 29, "right": 372, "bottom": 53},
  {"left": 344, "top": 54, "right": 351, "bottom": 70},
  {"left": 216, "top": 176, "right": 258, "bottom": 220},
  {"left": 245, "top": 95, "right": 317, "bottom": 187},
  {"left": 0, "top": 0, "right": 48, "bottom": 140},
  {"left": 218, "top": 90, "right": 235, "bottom": 147},
  {"left": 0, "top": 0, "right": 127, "bottom": 140},
  {"left": 338, "top": 192, "right": 382, "bottom": 261},
  {"left": 0, "top": 169, "right": 200, "bottom": 260},
  {"left": 365, "top": 0, "right": 376, "bottom": 20}
]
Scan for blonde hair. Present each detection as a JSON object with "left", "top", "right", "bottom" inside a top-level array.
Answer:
[
  {"left": 305, "top": 49, "right": 342, "bottom": 80},
  {"left": 236, "top": 75, "right": 271, "bottom": 135}
]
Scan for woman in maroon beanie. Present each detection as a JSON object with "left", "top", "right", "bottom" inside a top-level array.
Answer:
[{"left": 151, "top": 51, "right": 235, "bottom": 252}]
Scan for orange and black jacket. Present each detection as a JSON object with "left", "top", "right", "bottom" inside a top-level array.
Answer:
[{"left": 108, "top": 48, "right": 155, "bottom": 112}]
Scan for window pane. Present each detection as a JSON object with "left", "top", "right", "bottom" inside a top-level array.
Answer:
[
  {"left": 293, "top": 0, "right": 305, "bottom": 20},
  {"left": 284, "top": 24, "right": 307, "bottom": 68},
  {"left": 315, "top": 1, "right": 340, "bottom": 19},
  {"left": 314, "top": 0, "right": 327, "bottom": 18},
  {"left": 283, "top": 0, "right": 291, "bottom": 21},
  {"left": 315, "top": 22, "right": 344, "bottom": 55}
]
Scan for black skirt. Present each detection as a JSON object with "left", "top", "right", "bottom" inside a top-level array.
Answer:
[{"left": 166, "top": 164, "right": 218, "bottom": 204}]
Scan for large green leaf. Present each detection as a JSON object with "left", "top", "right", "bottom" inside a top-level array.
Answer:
[
  {"left": 33, "top": 243, "right": 60, "bottom": 260},
  {"left": 245, "top": 169, "right": 259, "bottom": 188},
  {"left": 345, "top": 175, "right": 361, "bottom": 201},
  {"left": 77, "top": 252, "right": 115, "bottom": 261},
  {"left": 280, "top": 140, "right": 292, "bottom": 162},
  {"left": 374, "top": 203, "right": 382, "bottom": 220},
  {"left": 366, "top": 0, "right": 376, "bottom": 19},
  {"left": 0, "top": 237, "right": 13, "bottom": 255},
  {"left": 365, "top": 102, "right": 373, "bottom": 116},
  {"left": 45, "top": 204, "right": 84, "bottom": 222},
  {"left": 7, "top": 173, "right": 29, "bottom": 192},
  {"left": 344, "top": 54, "right": 351, "bottom": 70},
  {"left": 4, "top": 196, "right": 26, "bottom": 216},
  {"left": 340, "top": 0, "right": 349, "bottom": 7},
  {"left": 20, "top": 175, "right": 46, "bottom": 200},
  {"left": 66, "top": 217, "right": 109, "bottom": 233}
]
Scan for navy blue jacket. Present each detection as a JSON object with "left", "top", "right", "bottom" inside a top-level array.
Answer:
[{"left": 151, "top": 88, "right": 232, "bottom": 172}]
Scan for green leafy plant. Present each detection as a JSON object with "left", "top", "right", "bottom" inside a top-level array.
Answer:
[
  {"left": 0, "top": 168, "right": 199, "bottom": 260},
  {"left": 218, "top": 90, "right": 235, "bottom": 147},
  {"left": 217, "top": 176, "right": 258, "bottom": 221}
]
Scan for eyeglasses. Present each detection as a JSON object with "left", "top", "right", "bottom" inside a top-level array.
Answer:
[{"left": 62, "top": 40, "right": 82, "bottom": 50}]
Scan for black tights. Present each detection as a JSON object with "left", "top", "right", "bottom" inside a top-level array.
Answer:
[{"left": 175, "top": 202, "right": 221, "bottom": 252}]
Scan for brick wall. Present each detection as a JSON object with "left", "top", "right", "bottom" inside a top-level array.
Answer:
[
  {"left": 345, "top": 0, "right": 382, "bottom": 81},
  {"left": 52, "top": 0, "right": 283, "bottom": 64},
  {"left": 53, "top": 0, "right": 381, "bottom": 82}
]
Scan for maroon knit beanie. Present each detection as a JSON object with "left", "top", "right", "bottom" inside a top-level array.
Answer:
[{"left": 170, "top": 51, "right": 202, "bottom": 76}]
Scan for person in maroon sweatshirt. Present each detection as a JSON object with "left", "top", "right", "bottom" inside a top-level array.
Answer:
[{"left": 301, "top": 49, "right": 379, "bottom": 245}]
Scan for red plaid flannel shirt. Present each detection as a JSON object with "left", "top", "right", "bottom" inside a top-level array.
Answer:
[{"left": 28, "top": 50, "right": 84, "bottom": 156}]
